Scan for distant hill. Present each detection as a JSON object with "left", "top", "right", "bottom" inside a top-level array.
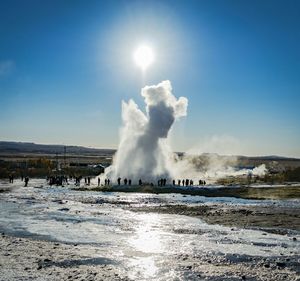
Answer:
[
  {"left": 0, "top": 141, "right": 116, "bottom": 156},
  {"left": 0, "top": 141, "right": 299, "bottom": 163}
]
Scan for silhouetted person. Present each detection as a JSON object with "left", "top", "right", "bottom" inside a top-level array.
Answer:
[
  {"left": 186, "top": 179, "right": 189, "bottom": 186},
  {"left": 173, "top": 180, "right": 175, "bottom": 186},
  {"left": 178, "top": 179, "right": 181, "bottom": 186},
  {"left": 88, "top": 177, "right": 90, "bottom": 185},
  {"left": 182, "top": 180, "right": 185, "bottom": 186},
  {"left": 24, "top": 177, "right": 29, "bottom": 187},
  {"left": 98, "top": 177, "right": 100, "bottom": 186},
  {"left": 84, "top": 177, "right": 87, "bottom": 184},
  {"left": 124, "top": 178, "right": 128, "bottom": 185},
  {"left": 190, "top": 180, "right": 193, "bottom": 186},
  {"left": 128, "top": 179, "right": 132, "bottom": 186},
  {"left": 105, "top": 179, "right": 107, "bottom": 186},
  {"left": 163, "top": 179, "right": 166, "bottom": 186},
  {"left": 203, "top": 180, "right": 206, "bottom": 185},
  {"left": 199, "top": 180, "right": 202, "bottom": 186},
  {"left": 117, "top": 177, "right": 121, "bottom": 185},
  {"left": 107, "top": 179, "right": 110, "bottom": 185},
  {"left": 139, "top": 179, "right": 142, "bottom": 186}
]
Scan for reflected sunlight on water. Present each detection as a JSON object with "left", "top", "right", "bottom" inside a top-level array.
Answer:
[{"left": 130, "top": 213, "right": 164, "bottom": 254}]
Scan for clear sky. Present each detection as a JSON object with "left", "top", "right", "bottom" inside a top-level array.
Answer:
[{"left": 0, "top": 0, "right": 299, "bottom": 157}]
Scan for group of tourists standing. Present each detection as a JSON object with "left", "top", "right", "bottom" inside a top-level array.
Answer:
[{"left": 98, "top": 177, "right": 206, "bottom": 187}]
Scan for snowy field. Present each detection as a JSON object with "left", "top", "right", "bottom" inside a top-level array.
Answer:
[{"left": 0, "top": 179, "right": 299, "bottom": 280}]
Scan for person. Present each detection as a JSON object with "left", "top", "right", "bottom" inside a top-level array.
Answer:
[
  {"left": 190, "top": 180, "right": 193, "bottom": 186},
  {"left": 186, "top": 179, "right": 189, "bottom": 186},
  {"left": 182, "top": 180, "right": 185, "bottom": 186},
  {"left": 128, "top": 179, "right": 132, "bottom": 186},
  {"left": 173, "top": 179, "right": 175, "bottom": 186},
  {"left": 98, "top": 177, "right": 100, "bottom": 186},
  {"left": 24, "top": 176, "right": 29, "bottom": 187},
  {"left": 88, "top": 177, "right": 90, "bottom": 185},
  {"left": 104, "top": 179, "right": 107, "bottom": 186},
  {"left": 139, "top": 179, "right": 142, "bottom": 186},
  {"left": 84, "top": 177, "right": 87, "bottom": 184},
  {"left": 107, "top": 179, "right": 110, "bottom": 185},
  {"left": 163, "top": 179, "right": 166, "bottom": 186},
  {"left": 117, "top": 177, "right": 121, "bottom": 185},
  {"left": 124, "top": 178, "right": 128, "bottom": 185},
  {"left": 178, "top": 179, "right": 181, "bottom": 186}
]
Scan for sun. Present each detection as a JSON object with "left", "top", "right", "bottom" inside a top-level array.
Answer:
[{"left": 134, "top": 45, "right": 154, "bottom": 71}]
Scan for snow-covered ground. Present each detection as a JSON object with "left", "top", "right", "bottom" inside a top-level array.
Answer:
[{"left": 0, "top": 179, "right": 299, "bottom": 280}]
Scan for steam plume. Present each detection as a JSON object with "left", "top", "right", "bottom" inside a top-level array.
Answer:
[
  {"left": 101, "top": 80, "right": 267, "bottom": 185},
  {"left": 104, "top": 80, "right": 188, "bottom": 182}
]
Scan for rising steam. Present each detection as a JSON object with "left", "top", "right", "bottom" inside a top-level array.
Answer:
[
  {"left": 101, "top": 80, "right": 267, "bottom": 185},
  {"left": 104, "top": 80, "right": 188, "bottom": 182}
]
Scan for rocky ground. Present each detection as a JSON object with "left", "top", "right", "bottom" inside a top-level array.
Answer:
[
  {"left": 0, "top": 233, "right": 126, "bottom": 281},
  {"left": 129, "top": 203, "right": 300, "bottom": 235},
  {"left": 1, "top": 181, "right": 300, "bottom": 280},
  {"left": 1, "top": 232, "right": 299, "bottom": 281}
]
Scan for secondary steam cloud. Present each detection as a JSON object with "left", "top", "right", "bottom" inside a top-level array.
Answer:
[{"left": 104, "top": 80, "right": 188, "bottom": 182}]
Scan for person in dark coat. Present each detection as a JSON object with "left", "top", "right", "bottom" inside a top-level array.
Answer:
[{"left": 24, "top": 177, "right": 29, "bottom": 187}]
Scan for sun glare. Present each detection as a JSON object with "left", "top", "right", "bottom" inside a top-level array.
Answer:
[{"left": 134, "top": 45, "right": 154, "bottom": 71}]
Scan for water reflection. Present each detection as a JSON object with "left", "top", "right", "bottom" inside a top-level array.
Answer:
[
  {"left": 130, "top": 213, "right": 163, "bottom": 253},
  {"left": 128, "top": 256, "right": 158, "bottom": 280},
  {"left": 127, "top": 213, "right": 163, "bottom": 279}
]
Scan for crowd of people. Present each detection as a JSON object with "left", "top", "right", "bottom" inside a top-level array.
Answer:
[
  {"left": 100, "top": 177, "right": 206, "bottom": 187},
  {"left": 7, "top": 174, "right": 206, "bottom": 188},
  {"left": 47, "top": 176, "right": 67, "bottom": 186}
]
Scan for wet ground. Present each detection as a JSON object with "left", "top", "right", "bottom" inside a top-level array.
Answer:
[{"left": 0, "top": 179, "right": 299, "bottom": 280}]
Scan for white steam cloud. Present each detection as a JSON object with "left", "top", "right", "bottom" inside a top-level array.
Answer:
[
  {"left": 104, "top": 80, "right": 188, "bottom": 182},
  {"left": 101, "top": 80, "right": 267, "bottom": 185}
]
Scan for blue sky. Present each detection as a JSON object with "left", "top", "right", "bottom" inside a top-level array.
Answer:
[{"left": 0, "top": 0, "right": 299, "bottom": 157}]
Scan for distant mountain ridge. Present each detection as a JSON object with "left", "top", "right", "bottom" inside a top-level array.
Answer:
[
  {"left": 0, "top": 141, "right": 298, "bottom": 161},
  {"left": 0, "top": 141, "right": 116, "bottom": 156}
]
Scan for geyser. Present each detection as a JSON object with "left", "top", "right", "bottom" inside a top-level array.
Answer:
[{"left": 104, "top": 80, "right": 188, "bottom": 183}]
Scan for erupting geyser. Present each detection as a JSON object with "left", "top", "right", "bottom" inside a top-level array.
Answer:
[{"left": 104, "top": 80, "right": 188, "bottom": 183}]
